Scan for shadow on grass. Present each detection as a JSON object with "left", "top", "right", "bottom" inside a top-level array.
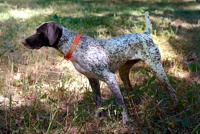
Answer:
[
  {"left": 0, "top": 90, "right": 101, "bottom": 133},
  {"left": 126, "top": 64, "right": 200, "bottom": 133},
  {"left": 1, "top": 73, "right": 199, "bottom": 133}
]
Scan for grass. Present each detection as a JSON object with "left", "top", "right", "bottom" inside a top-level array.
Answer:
[{"left": 0, "top": 0, "right": 200, "bottom": 133}]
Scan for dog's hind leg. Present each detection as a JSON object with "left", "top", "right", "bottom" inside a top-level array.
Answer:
[
  {"left": 140, "top": 39, "right": 178, "bottom": 103},
  {"left": 119, "top": 60, "right": 140, "bottom": 94},
  {"left": 145, "top": 60, "right": 178, "bottom": 103}
]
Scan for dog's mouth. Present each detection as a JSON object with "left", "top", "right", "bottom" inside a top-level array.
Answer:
[{"left": 22, "top": 40, "right": 41, "bottom": 49}]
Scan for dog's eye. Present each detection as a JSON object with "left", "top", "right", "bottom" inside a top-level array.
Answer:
[{"left": 35, "top": 29, "right": 41, "bottom": 34}]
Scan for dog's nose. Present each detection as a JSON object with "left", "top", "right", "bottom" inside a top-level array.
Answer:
[{"left": 22, "top": 40, "right": 26, "bottom": 45}]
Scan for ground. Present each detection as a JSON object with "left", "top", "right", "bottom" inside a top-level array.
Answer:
[{"left": 0, "top": 0, "right": 200, "bottom": 133}]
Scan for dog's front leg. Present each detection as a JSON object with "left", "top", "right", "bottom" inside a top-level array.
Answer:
[
  {"left": 88, "top": 78, "right": 104, "bottom": 117},
  {"left": 103, "top": 73, "right": 129, "bottom": 125},
  {"left": 88, "top": 78, "right": 102, "bottom": 107}
]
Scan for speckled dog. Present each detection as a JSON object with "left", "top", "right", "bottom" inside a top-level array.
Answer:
[{"left": 22, "top": 12, "right": 178, "bottom": 125}]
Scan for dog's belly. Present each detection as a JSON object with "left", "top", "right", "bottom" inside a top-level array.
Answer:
[{"left": 71, "top": 60, "right": 106, "bottom": 80}]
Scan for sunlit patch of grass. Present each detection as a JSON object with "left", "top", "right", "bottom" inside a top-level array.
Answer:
[
  {"left": 0, "top": 3, "right": 53, "bottom": 22},
  {"left": 9, "top": 8, "right": 53, "bottom": 20}
]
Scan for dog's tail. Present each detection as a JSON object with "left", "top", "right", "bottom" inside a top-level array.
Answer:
[{"left": 144, "top": 11, "right": 151, "bottom": 35}]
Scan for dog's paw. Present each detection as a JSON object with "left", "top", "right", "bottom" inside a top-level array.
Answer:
[
  {"left": 94, "top": 107, "right": 106, "bottom": 117},
  {"left": 170, "top": 93, "right": 178, "bottom": 105},
  {"left": 123, "top": 120, "right": 134, "bottom": 127}
]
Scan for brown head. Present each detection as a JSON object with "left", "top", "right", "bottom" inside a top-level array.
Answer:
[{"left": 22, "top": 22, "right": 62, "bottom": 49}]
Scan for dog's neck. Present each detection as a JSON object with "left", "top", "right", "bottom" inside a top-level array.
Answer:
[{"left": 56, "top": 27, "right": 77, "bottom": 56}]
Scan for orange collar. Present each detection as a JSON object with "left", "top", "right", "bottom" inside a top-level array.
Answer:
[{"left": 64, "top": 34, "right": 81, "bottom": 60}]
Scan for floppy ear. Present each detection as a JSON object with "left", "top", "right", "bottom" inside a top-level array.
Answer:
[{"left": 46, "top": 22, "right": 62, "bottom": 45}]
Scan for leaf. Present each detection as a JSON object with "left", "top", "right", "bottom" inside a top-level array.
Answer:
[
  {"left": 57, "top": 52, "right": 63, "bottom": 57},
  {"left": 192, "top": 125, "right": 200, "bottom": 133},
  {"left": 181, "top": 117, "right": 190, "bottom": 127},
  {"left": 168, "top": 122, "right": 175, "bottom": 128},
  {"left": 40, "top": 93, "right": 47, "bottom": 99},
  {"left": 147, "top": 88, "right": 155, "bottom": 98},
  {"left": 14, "top": 80, "right": 22, "bottom": 86},
  {"left": 148, "top": 76, "right": 156, "bottom": 85},
  {"left": 49, "top": 98, "right": 58, "bottom": 103}
]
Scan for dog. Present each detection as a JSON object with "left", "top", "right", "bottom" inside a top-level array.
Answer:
[{"left": 22, "top": 12, "right": 178, "bottom": 125}]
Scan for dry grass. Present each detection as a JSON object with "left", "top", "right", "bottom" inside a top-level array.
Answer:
[{"left": 0, "top": 0, "right": 200, "bottom": 133}]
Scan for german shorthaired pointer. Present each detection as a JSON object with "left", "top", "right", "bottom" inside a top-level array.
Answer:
[{"left": 22, "top": 12, "right": 178, "bottom": 125}]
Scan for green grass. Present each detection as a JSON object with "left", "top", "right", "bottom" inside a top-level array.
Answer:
[{"left": 0, "top": 0, "right": 200, "bottom": 133}]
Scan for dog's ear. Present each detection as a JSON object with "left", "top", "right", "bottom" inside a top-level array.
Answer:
[
  {"left": 46, "top": 22, "right": 62, "bottom": 45},
  {"left": 37, "top": 22, "right": 62, "bottom": 46}
]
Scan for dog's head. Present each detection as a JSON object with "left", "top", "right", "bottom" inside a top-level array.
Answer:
[{"left": 22, "top": 22, "right": 62, "bottom": 49}]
